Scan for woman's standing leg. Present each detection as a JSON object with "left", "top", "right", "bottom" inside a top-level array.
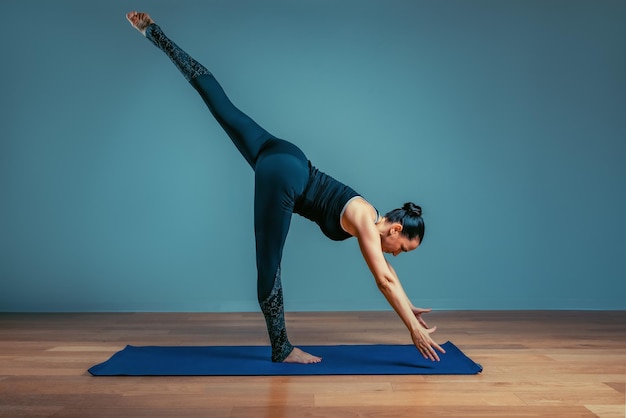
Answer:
[
  {"left": 253, "top": 161, "right": 296, "bottom": 362},
  {"left": 254, "top": 146, "right": 321, "bottom": 363}
]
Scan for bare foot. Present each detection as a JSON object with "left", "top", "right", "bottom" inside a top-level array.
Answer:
[
  {"left": 283, "top": 347, "right": 322, "bottom": 364},
  {"left": 126, "top": 11, "right": 155, "bottom": 36}
]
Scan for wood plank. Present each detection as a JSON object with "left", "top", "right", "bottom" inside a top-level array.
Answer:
[
  {"left": 584, "top": 404, "right": 626, "bottom": 418},
  {"left": 314, "top": 390, "right": 526, "bottom": 407},
  {"left": 230, "top": 405, "right": 597, "bottom": 417},
  {"left": 47, "top": 408, "right": 232, "bottom": 418},
  {"left": 46, "top": 346, "right": 124, "bottom": 352}
]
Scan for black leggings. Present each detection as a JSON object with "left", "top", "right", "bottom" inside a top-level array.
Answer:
[{"left": 145, "top": 24, "right": 307, "bottom": 361}]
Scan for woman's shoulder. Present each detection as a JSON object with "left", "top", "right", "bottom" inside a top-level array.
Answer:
[
  {"left": 342, "top": 197, "right": 379, "bottom": 234},
  {"left": 346, "top": 196, "right": 375, "bottom": 213}
]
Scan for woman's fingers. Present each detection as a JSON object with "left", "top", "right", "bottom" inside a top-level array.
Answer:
[
  {"left": 419, "top": 333, "right": 446, "bottom": 361},
  {"left": 421, "top": 343, "right": 440, "bottom": 361},
  {"left": 426, "top": 328, "right": 445, "bottom": 354},
  {"left": 413, "top": 307, "right": 433, "bottom": 329},
  {"left": 412, "top": 322, "right": 445, "bottom": 362}
]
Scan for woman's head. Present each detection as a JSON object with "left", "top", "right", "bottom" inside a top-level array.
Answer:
[{"left": 383, "top": 202, "right": 425, "bottom": 243}]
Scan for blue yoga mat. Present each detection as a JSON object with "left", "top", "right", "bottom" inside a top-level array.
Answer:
[{"left": 89, "top": 341, "right": 482, "bottom": 376}]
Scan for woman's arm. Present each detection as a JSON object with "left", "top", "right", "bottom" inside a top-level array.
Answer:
[
  {"left": 346, "top": 202, "right": 445, "bottom": 361},
  {"left": 385, "top": 259, "right": 437, "bottom": 330}
]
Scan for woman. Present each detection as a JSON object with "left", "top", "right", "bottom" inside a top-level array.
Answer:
[{"left": 126, "top": 11, "right": 445, "bottom": 364}]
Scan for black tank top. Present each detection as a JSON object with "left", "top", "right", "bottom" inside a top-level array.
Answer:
[{"left": 294, "top": 162, "right": 360, "bottom": 241}]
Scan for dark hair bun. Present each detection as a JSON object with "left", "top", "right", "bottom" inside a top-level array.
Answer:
[{"left": 402, "top": 202, "right": 422, "bottom": 217}]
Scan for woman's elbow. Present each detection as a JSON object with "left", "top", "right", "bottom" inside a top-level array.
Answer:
[{"left": 376, "top": 277, "right": 394, "bottom": 293}]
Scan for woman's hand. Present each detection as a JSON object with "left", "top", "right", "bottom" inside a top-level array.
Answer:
[
  {"left": 411, "top": 324, "right": 446, "bottom": 361},
  {"left": 411, "top": 306, "right": 435, "bottom": 330}
]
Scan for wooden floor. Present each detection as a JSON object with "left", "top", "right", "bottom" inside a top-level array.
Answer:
[{"left": 0, "top": 311, "right": 624, "bottom": 418}]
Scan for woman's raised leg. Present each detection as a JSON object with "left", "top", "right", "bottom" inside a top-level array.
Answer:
[{"left": 126, "top": 11, "right": 271, "bottom": 168}]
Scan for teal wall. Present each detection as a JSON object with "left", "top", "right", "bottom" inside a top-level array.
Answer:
[{"left": 1, "top": 0, "right": 624, "bottom": 312}]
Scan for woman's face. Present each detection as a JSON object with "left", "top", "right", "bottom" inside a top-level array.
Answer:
[{"left": 380, "top": 224, "right": 420, "bottom": 256}]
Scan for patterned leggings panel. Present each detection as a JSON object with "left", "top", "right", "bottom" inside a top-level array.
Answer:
[{"left": 146, "top": 24, "right": 210, "bottom": 81}]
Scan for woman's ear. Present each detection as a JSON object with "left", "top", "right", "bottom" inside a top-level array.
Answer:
[{"left": 390, "top": 223, "right": 404, "bottom": 235}]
